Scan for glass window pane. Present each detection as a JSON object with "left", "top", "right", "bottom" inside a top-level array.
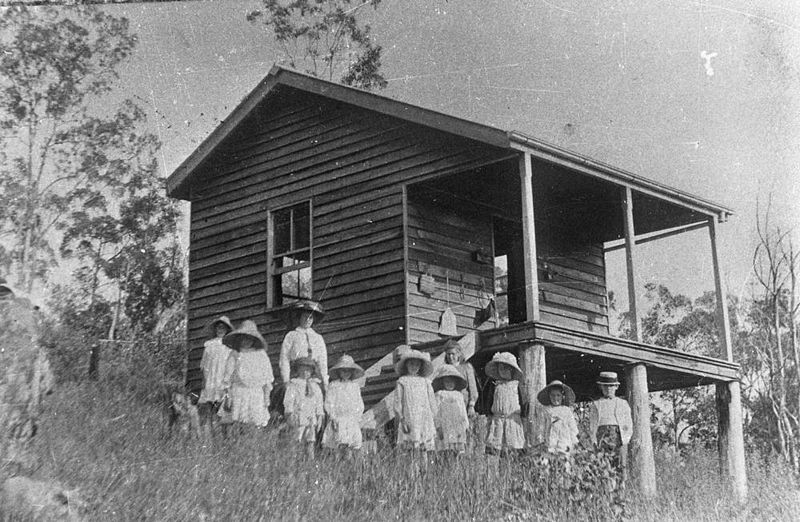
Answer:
[
  {"left": 273, "top": 208, "right": 291, "bottom": 254},
  {"left": 294, "top": 204, "right": 310, "bottom": 250},
  {"left": 281, "top": 271, "right": 299, "bottom": 299},
  {"left": 298, "top": 266, "right": 312, "bottom": 298}
]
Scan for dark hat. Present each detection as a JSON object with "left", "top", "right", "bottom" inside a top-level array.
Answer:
[
  {"left": 289, "top": 300, "right": 324, "bottom": 316},
  {"left": 432, "top": 364, "right": 467, "bottom": 392},
  {"left": 537, "top": 380, "right": 576, "bottom": 406},
  {"left": 597, "top": 371, "right": 621, "bottom": 386},
  {"left": 222, "top": 320, "right": 267, "bottom": 351}
]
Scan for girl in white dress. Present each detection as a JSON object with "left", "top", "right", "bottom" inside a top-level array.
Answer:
[
  {"left": 484, "top": 352, "right": 526, "bottom": 460},
  {"left": 393, "top": 348, "right": 437, "bottom": 452},
  {"left": 284, "top": 356, "right": 324, "bottom": 458},
  {"left": 432, "top": 364, "right": 469, "bottom": 457},
  {"left": 537, "top": 380, "right": 579, "bottom": 455},
  {"left": 199, "top": 316, "right": 233, "bottom": 429},
  {"left": 219, "top": 320, "right": 274, "bottom": 428},
  {"left": 322, "top": 354, "right": 364, "bottom": 457}
]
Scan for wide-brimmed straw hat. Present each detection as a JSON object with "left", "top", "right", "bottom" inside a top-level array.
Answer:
[
  {"left": 287, "top": 299, "right": 325, "bottom": 318},
  {"left": 222, "top": 320, "right": 267, "bottom": 351},
  {"left": 394, "top": 349, "right": 433, "bottom": 377},
  {"left": 485, "top": 352, "right": 523, "bottom": 381},
  {"left": 537, "top": 380, "right": 576, "bottom": 406},
  {"left": 432, "top": 364, "right": 467, "bottom": 392},
  {"left": 291, "top": 356, "right": 320, "bottom": 379},
  {"left": 596, "top": 371, "right": 621, "bottom": 386},
  {"left": 206, "top": 315, "right": 234, "bottom": 336},
  {"left": 329, "top": 354, "right": 364, "bottom": 381}
]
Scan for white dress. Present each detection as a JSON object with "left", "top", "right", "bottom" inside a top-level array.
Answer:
[
  {"left": 322, "top": 380, "right": 364, "bottom": 449},
  {"left": 394, "top": 375, "right": 437, "bottom": 450},
  {"left": 220, "top": 350, "right": 273, "bottom": 427},
  {"left": 435, "top": 390, "right": 469, "bottom": 451},
  {"left": 279, "top": 327, "right": 329, "bottom": 388},
  {"left": 486, "top": 380, "right": 525, "bottom": 451},
  {"left": 199, "top": 338, "right": 232, "bottom": 404},
  {"left": 284, "top": 377, "right": 324, "bottom": 442},
  {"left": 545, "top": 405, "right": 579, "bottom": 454}
]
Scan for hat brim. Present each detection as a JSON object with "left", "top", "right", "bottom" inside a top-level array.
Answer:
[
  {"left": 597, "top": 380, "right": 620, "bottom": 386},
  {"left": 432, "top": 375, "right": 467, "bottom": 392},
  {"left": 329, "top": 365, "right": 365, "bottom": 380},
  {"left": 394, "top": 354, "right": 433, "bottom": 377},
  {"left": 537, "top": 383, "right": 576, "bottom": 406},
  {"left": 223, "top": 331, "right": 266, "bottom": 351},
  {"left": 485, "top": 360, "right": 523, "bottom": 381}
]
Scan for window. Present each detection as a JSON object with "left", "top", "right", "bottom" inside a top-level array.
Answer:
[{"left": 268, "top": 201, "right": 312, "bottom": 307}]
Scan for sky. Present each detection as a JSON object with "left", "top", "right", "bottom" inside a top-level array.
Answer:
[{"left": 95, "top": 0, "right": 799, "bottom": 309}]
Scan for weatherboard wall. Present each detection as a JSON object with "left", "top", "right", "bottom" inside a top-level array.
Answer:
[{"left": 184, "top": 89, "right": 508, "bottom": 392}]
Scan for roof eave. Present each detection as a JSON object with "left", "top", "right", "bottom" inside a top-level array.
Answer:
[{"left": 508, "top": 131, "right": 734, "bottom": 220}]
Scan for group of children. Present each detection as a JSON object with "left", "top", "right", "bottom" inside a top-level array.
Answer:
[{"left": 198, "top": 302, "right": 632, "bottom": 476}]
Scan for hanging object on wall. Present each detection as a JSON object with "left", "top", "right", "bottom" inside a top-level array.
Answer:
[
  {"left": 474, "top": 296, "right": 496, "bottom": 327},
  {"left": 418, "top": 263, "right": 436, "bottom": 296},
  {"left": 439, "top": 307, "right": 458, "bottom": 336},
  {"left": 438, "top": 271, "right": 458, "bottom": 336}
]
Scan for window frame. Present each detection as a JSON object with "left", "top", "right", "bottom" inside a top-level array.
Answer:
[{"left": 267, "top": 200, "right": 313, "bottom": 308}]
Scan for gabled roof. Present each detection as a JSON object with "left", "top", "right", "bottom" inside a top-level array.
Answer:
[{"left": 166, "top": 65, "right": 733, "bottom": 219}]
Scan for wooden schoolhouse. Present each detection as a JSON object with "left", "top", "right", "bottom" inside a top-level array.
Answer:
[{"left": 166, "top": 66, "right": 746, "bottom": 499}]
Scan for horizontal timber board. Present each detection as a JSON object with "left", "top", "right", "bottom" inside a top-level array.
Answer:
[
  {"left": 190, "top": 228, "right": 266, "bottom": 263},
  {"left": 315, "top": 192, "right": 403, "bottom": 222},
  {"left": 189, "top": 272, "right": 267, "bottom": 302},
  {"left": 315, "top": 215, "right": 403, "bottom": 248},
  {"left": 193, "top": 128, "right": 414, "bottom": 215},
  {"left": 314, "top": 260, "right": 405, "bottom": 293},
  {"left": 408, "top": 248, "right": 492, "bottom": 277},
  {"left": 190, "top": 214, "right": 267, "bottom": 247},
  {"left": 313, "top": 228, "right": 402, "bottom": 258},
  {"left": 195, "top": 121, "right": 403, "bottom": 204},
  {"left": 315, "top": 249, "right": 405, "bottom": 280},
  {"left": 315, "top": 204, "right": 403, "bottom": 239},
  {"left": 541, "top": 291, "right": 607, "bottom": 316},
  {"left": 191, "top": 242, "right": 266, "bottom": 272},
  {"left": 190, "top": 252, "right": 264, "bottom": 283},
  {"left": 313, "top": 271, "right": 405, "bottom": 301}
]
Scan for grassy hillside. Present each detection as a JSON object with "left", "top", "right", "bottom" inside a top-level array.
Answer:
[{"left": 24, "top": 380, "right": 800, "bottom": 521}]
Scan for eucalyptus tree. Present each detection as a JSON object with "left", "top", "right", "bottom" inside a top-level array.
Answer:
[{"left": 247, "top": 0, "right": 388, "bottom": 90}]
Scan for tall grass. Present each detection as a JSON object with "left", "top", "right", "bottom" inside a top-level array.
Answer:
[{"left": 26, "top": 380, "right": 800, "bottom": 521}]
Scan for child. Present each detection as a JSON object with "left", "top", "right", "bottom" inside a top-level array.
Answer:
[
  {"left": 322, "top": 354, "right": 365, "bottom": 458},
  {"left": 198, "top": 316, "right": 233, "bottom": 431},
  {"left": 393, "top": 348, "right": 437, "bottom": 452},
  {"left": 220, "top": 320, "right": 273, "bottom": 428},
  {"left": 589, "top": 371, "right": 632, "bottom": 485},
  {"left": 484, "top": 352, "right": 526, "bottom": 460},
  {"left": 279, "top": 300, "right": 329, "bottom": 391},
  {"left": 284, "top": 356, "right": 324, "bottom": 458},
  {"left": 432, "top": 364, "right": 470, "bottom": 457},
  {"left": 537, "top": 380, "right": 579, "bottom": 454},
  {"left": 444, "top": 339, "right": 480, "bottom": 451}
]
